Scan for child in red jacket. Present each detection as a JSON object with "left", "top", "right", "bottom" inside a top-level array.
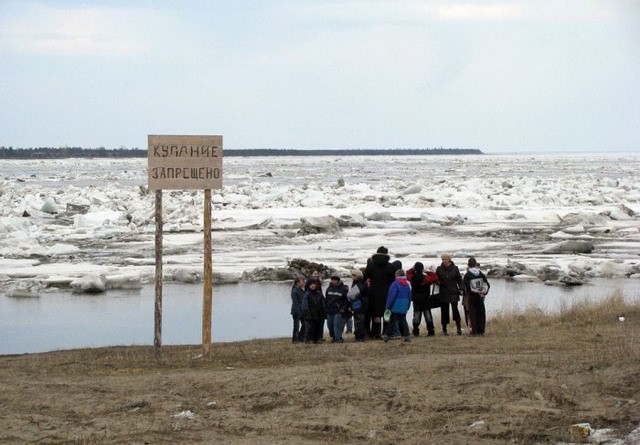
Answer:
[{"left": 406, "top": 262, "right": 439, "bottom": 337}]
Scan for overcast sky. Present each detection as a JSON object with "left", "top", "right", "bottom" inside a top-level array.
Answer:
[{"left": 0, "top": 1, "right": 638, "bottom": 153}]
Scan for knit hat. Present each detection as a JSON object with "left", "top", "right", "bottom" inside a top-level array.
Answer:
[{"left": 376, "top": 246, "right": 388, "bottom": 254}]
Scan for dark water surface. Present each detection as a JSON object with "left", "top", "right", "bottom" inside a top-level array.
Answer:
[{"left": 1, "top": 278, "right": 638, "bottom": 355}]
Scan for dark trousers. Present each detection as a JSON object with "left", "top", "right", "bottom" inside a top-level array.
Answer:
[
  {"left": 292, "top": 315, "right": 305, "bottom": 342},
  {"left": 353, "top": 313, "right": 366, "bottom": 341},
  {"left": 412, "top": 309, "right": 435, "bottom": 335},
  {"left": 366, "top": 313, "right": 383, "bottom": 339},
  {"left": 384, "top": 319, "right": 400, "bottom": 337},
  {"left": 304, "top": 319, "right": 323, "bottom": 343},
  {"left": 468, "top": 295, "right": 486, "bottom": 335},
  {"left": 440, "top": 302, "right": 462, "bottom": 330},
  {"left": 387, "top": 313, "right": 410, "bottom": 338}
]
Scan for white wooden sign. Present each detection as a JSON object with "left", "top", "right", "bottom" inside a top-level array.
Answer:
[{"left": 148, "top": 135, "right": 223, "bottom": 190}]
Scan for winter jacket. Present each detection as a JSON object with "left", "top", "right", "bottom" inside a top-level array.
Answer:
[
  {"left": 325, "top": 280, "right": 350, "bottom": 316},
  {"left": 364, "top": 254, "right": 401, "bottom": 315},
  {"left": 406, "top": 267, "right": 439, "bottom": 309},
  {"left": 463, "top": 268, "right": 490, "bottom": 297},
  {"left": 301, "top": 288, "right": 325, "bottom": 321},
  {"left": 435, "top": 261, "right": 464, "bottom": 303},
  {"left": 347, "top": 278, "right": 369, "bottom": 314},
  {"left": 385, "top": 277, "right": 412, "bottom": 314},
  {"left": 290, "top": 285, "right": 305, "bottom": 317}
]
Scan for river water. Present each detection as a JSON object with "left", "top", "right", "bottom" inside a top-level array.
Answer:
[{"left": 1, "top": 278, "right": 638, "bottom": 355}]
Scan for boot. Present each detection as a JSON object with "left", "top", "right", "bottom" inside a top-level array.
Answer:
[
  {"left": 456, "top": 322, "right": 462, "bottom": 335},
  {"left": 427, "top": 322, "right": 435, "bottom": 337},
  {"left": 412, "top": 324, "right": 420, "bottom": 337},
  {"left": 442, "top": 325, "right": 448, "bottom": 336}
]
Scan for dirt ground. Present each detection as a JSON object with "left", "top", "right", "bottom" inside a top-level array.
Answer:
[{"left": 1, "top": 297, "right": 639, "bottom": 445}]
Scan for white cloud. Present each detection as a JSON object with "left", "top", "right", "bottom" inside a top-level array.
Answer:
[
  {"left": 0, "top": 4, "right": 165, "bottom": 56},
  {"left": 434, "top": 3, "right": 522, "bottom": 21},
  {"left": 0, "top": 0, "right": 636, "bottom": 151},
  {"left": 287, "top": 1, "right": 524, "bottom": 23},
  {"left": 286, "top": 0, "right": 635, "bottom": 25}
]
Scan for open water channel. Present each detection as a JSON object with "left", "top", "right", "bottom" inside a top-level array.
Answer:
[
  {"left": 1, "top": 278, "right": 639, "bottom": 355},
  {"left": 5, "top": 278, "right": 640, "bottom": 354}
]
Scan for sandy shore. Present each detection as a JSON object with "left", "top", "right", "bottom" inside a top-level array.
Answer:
[{"left": 1, "top": 295, "right": 638, "bottom": 444}]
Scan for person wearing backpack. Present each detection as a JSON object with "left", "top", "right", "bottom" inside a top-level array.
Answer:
[
  {"left": 347, "top": 269, "right": 369, "bottom": 342},
  {"left": 463, "top": 257, "right": 490, "bottom": 336},
  {"left": 406, "top": 262, "right": 439, "bottom": 337}
]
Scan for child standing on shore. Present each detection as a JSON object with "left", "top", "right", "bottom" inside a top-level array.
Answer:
[
  {"left": 348, "top": 269, "right": 369, "bottom": 342},
  {"left": 463, "top": 257, "right": 490, "bottom": 336},
  {"left": 406, "top": 262, "right": 439, "bottom": 337},
  {"left": 302, "top": 279, "right": 325, "bottom": 343},
  {"left": 383, "top": 269, "right": 412, "bottom": 343},
  {"left": 290, "top": 276, "right": 306, "bottom": 343}
]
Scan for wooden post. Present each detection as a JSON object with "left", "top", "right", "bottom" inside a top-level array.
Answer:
[
  {"left": 154, "top": 189, "right": 163, "bottom": 355},
  {"left": 148, "top": 135, "right": 222, "bottom": 355},
  {"left": 202, "top": 189, "right": 213, "bottom": 355}
]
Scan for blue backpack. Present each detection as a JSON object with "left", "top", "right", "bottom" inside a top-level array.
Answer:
[{"left": 348, "top": 283, "right": 363, "bottom": 313}]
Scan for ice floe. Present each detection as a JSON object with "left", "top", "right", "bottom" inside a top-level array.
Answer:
[{"left": 1, "top": 153, "right": 639, "bottom": 294}]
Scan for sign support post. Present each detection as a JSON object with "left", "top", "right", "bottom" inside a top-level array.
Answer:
[
  {"left": 154, "top": 189, "right": 163, "bottom": 355},
  {"left": 202, "top": 189, "right": 213, "bottom": 354},
  {"left": 148, "top": 135, "right": 223, "bottom": 356}
]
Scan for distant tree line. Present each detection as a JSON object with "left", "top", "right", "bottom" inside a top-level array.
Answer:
[
  {"left": 225, "top": 148, "right": 483, "bottom": 156},
  {"left": 0, "top": 146, "right": 483, "bottom": 159},
  {"left": 0, "top": 146, "right": 147, "bottom": 159}
]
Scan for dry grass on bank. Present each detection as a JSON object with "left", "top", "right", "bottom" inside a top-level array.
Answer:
[{"left": 0, "top": 292, "right": 639, "bottom": 445}]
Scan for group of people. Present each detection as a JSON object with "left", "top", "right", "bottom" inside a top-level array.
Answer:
[{"left": 290, "top": 246, "right": 491, "bottom": 344}]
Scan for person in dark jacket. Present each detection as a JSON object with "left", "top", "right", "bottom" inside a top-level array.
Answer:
[
  {"left": 290, "top": 276, "right": 306, "bottom": 343},
  {"left": 301, "top": 279, "right": 325, "bottom": 343},
  {"left": 305, "top": 270, "right": 325, "bottom": 341},
  {"left": 383, "top": 269, "right": 412, "bottom": 343},
  {"left": 406, "top": 262, "right": 439, "bottom": 337},
  {"left": 325, "top": 274, "right": 350, "bottom": 343},
  {"left": 435, "top": 253, "right": 464, "bottom": 335},
  {"left": 347, "top": 269, "right": 369, "bottom": 342},
  {"left": 363, "top": 246, "right": 401, "bottom": 339},
  {"left": 463, "top": 257, "right": 490, "bottom": 336}
]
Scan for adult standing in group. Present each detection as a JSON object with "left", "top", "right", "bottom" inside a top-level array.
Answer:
[
  {"left": 364, "top": 246, "right": 401, "bottom": 339},
  {"left": 435, "top": 253, "right": 464, "bottom": 335}
]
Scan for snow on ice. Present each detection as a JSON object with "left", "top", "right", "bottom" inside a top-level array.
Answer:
[{"left": 1, "top": 153, "right": 639, "bottom": 295}]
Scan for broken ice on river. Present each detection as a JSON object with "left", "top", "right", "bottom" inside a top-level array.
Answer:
[{"left": 1, "top": 152, "right": 639, "bottom": 297}]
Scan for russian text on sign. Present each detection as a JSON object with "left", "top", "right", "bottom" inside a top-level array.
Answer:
[
  {"left": 148, "top": 135, "right": 223, "bottom": 190},
  {"left": 152, "top": 145, "right": 220, "bottom": 158}
]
